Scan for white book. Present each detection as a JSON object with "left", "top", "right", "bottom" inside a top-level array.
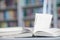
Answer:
[{"left": 33, "top": 13, "right": 60, "bottom": 37}]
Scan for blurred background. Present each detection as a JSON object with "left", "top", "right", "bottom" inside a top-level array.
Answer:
[{"left": 0, "top": 0, "right": 60, "bottom": 28}]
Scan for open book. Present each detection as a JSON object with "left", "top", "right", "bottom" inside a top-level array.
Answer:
[{"left": 33, "top": 13, "right": 60, "bottom": 37}]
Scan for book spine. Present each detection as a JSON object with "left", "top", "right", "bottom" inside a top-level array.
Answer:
[
  {"left": 4, "top": 10, "right": 9, "bottom": 20},
  {"left": 23, "top": 9, "right": 27, "bottom": 17}
]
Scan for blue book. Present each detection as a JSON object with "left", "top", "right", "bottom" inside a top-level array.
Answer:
[{"left": 4, "top": 11, "right": 10, "bottom": 20}]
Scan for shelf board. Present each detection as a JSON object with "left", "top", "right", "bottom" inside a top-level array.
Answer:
[
  {"left": 23, "top": 15, "right": 35, "bottom": 20},
  {"left": 0, "top": 20, "right": 17, "bottom": 22},
  {"left": 23, "top": 4, "right": 43, "bottom": 9},
  {"left": 0, "top": 6, "right": 16, "bottom": 11}
]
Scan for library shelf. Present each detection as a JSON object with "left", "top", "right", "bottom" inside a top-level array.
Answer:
[
  {"left": 23, "top": 15, "right": 35, "bottom": 20},
  {"left": 0, "top": 20, "right": 17, "bottom": 22},
  {"left": 0, "top": 6, "right": 16, "bottom": 11},
  {"left": 23, "top": 4, "right": 43, "bottom": 9}
]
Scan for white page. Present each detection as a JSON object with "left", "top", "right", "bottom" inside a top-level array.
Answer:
[
  {"left": 33, "top": 13, "right": 53, "bottom": 33},
  {"left": 41, "top": 28, "right": 60, "bottom": 36}
]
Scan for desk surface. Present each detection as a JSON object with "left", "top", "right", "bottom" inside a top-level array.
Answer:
[{"left": 0, "top": 37, "right": 60, "bottom": 40}]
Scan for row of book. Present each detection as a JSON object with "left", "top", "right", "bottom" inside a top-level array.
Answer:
[
  {"left": 0, "top": 0, "right": 17, "bottom": 9},
  {"left": 25, "top": 0, "right": 44, "bottom": 5},
  {"left": 0, "top": 22, "right": 17, "bottom": 28},
  {"left": 0, "top": 10, "right": 16, "bottom": 21},
  {"left": 24, "top": 20, "right": 34, "bottom": 27},
  {"left": 57, "top": 1, "right": 60, "bottom": 18},
  {"left": 24, "top": 7, "right": 43, "bottom": 17}
]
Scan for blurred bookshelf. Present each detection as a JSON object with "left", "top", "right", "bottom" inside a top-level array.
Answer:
[
  {"left": 56, "top": 0, "right": 60, "bottom": 28},
  {"left": 23, "top": 0, "right": 54, "bottom": 28},
  {"left": 0, "top": 0, "right": 18, "bottom": 28},
  {"left": 23, "top": 0, "right": 44, "bottom": 27}
]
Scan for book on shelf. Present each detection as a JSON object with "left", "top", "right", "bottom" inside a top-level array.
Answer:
[
  {"left": 8, "top": 22, "right": 17, "bottom": 27},
  {"left": 35, "top": 0, "right": 44, "bottom": 5},
  {"left": 0, "top": 0, "right": 6, "bottom": 9},
  {"left": 26, "top": 8, "right": 33, "bottom": 16},
  {"left": 33, "top": 8, "right": 43, "bottom": 14},
  {"left": 5, "top": 0, "right": 16, "bottom": 7},
  {"left": 4, "top": 10, "right": 16, "bottom": 21},
  {"left": 0, "top": 22, "right": 8, "bottom": 28},
  {"left": 30, "top": 0, "right": 35, "bottom": 5},
  {"left": 25, "top": 0, "right": 31, "bottom": 5},
  {"left": 24, "top": 9, "right": 27, "bottom": 17},
  {"left": 57, "top": 20, "right": 60, "bottom": 28},
  {"left": 24, "top": 20, "right": 30, "bottom": 27},
  {"left": 0, "top": 12, "right": 4, "bottom": 21},
  {"left": 57, "top": 7, "right": 60, "bottom": 17},
  {"left": 30, "top": 21, "right": 34, "bottom": 27}
]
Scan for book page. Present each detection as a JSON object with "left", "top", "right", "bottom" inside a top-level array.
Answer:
[{"left": 34, "top": 13, "right": 53, "bottom": 33}]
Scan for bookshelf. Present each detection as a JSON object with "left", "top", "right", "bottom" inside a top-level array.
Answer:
[
  {"left": 23, "top": 0, "right": 43, "bottom": 27},
  {"left": 22, "top": 0, "right": 55, "bottom": 28},
  {"left": 0, "top": 0, "right": 18, "bottom": 28},
  {"left": 23, "top": 0, "right": 51, "bottom": 27},
  {"left": 56, "top": 0, "right": 60, "bottom": 28}
]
